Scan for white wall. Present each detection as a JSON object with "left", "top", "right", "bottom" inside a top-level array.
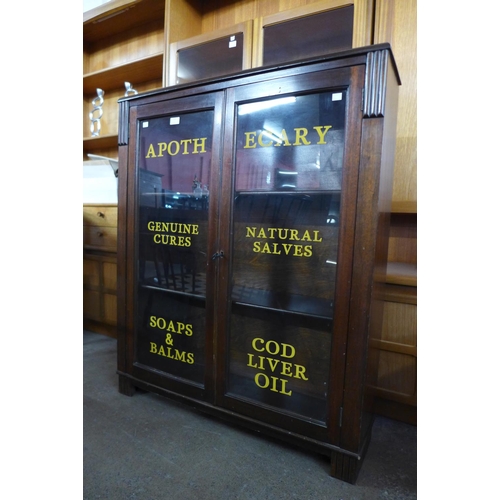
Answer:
[{"left": 83, "top": 0, "right": 112, "bottom": 12}]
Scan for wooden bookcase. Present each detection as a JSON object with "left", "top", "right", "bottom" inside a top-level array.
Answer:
[{"left": 116, "top": 45, "right": 400, "bottom": 483}]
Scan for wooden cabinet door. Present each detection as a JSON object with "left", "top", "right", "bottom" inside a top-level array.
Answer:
[
  {"left": 216, "top": 65, "right": 365, "bottom": 443},
  {"left": 122, "top": 92, "right": 225, "bottom": 402}
]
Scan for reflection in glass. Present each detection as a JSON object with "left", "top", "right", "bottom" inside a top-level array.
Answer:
[
  {"left": 227, "top": 91, "right": 346, "bottom": 422},
  {"left": 234, "top": 92, "right": 346, "bottom": 192},
  {"left": 134, "top": 110, "right": 214, "bottom": 385},
  {"left": 176, "top": 33, "right": 244, "bottom": 85},
  {"left": 263, "top": 6, "right": 354, "bottom": 66}
]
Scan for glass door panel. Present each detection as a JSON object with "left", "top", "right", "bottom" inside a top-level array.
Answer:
[
  {"left": 227, "top": 90, "right": 347, "bottom": 423},
  {"left": 134, "top": 109, "right": 215, "bottom": 387},
  {"left": 176, "top": 33, "right": 245, "bottom": 85},
  {"left": 262, "top": 6, "right": 354, "bottom": 66}
]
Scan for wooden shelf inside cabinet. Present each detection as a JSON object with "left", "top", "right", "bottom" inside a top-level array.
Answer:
[
  {"left": 83, "top": 0, "right": 165, "bottom": 42},
  {"left": 83, "top": 53, "right": 164, "bottom": 94}
]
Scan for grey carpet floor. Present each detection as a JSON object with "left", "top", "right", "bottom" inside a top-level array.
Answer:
[{"left": 84, "top": 330, "right": 417, "bottom": 499}]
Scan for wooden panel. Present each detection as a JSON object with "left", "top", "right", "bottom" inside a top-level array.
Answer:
[
  {"left": 374, "top": 299, "right": 417, "bottom": 405},
  {"left": 374, "top": 0, "right": 417, "bottom": 203},
  {"left": 376, "top": 351, "right": 416, "bottom": 403},
  {"left": 382, "top": 283, "right": 416, "bottom": 305},
  {"left": 381, "top": 301, "right": 416, "bottom": 346},
  {"left": 103, "top": 294, "right": 118, "bottom": 325},
  {"left": 83, "top": 289, "right": 101, "bottom": 321},
  {"left": 167, "top": 0, "right": 203, "bottom": 44},
  {"left": 103, "top": 261, "right": 118, "bottom": 290},
  {"left": 387, "top": 212, "right": 417, "bottom": 265},
  {"left": 83, "top": 136, "right": 119, "bottom": 156},
  {"left": 83, "top": 205, "right": 118, "bottom": 227},
  {"left": 201, "top": 0, "right": 259, "bottom": 31},
  {"left": 391, "top": 200, "right": 416, "bottom": 213},
  {"left": 386, "top": 262, "right": 416, "bottom": 287},
  {"left": 84, "top": 226, "right": 118, "bottom": 250},
  {"left": 83, "top": 258, "right": 100, "bottom": 288}
]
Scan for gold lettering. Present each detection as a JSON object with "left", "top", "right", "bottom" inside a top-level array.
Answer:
[
  {"left": 278, "top": 378, "right": 292, "bottom": 396},
  {"left": 247, "top": 353, "right": 258, "bottom": 368},
  {"left": 313, "top": 125, "right": 332, "bottom": 144},
  {"left": 240, "top": 125, "right": 333, "bottom": 151},
  {"left": 281, "top": 343, "right": 296, "bottom": 359},
  {"left": 258, "top": 132, "right": 273, "bottom": 147},
  {"left": 293, "top": 128, "right": 311, "bottom": 146},
  {"left": 192, "top": 137, "right": 207, "bottom": 153},
  {"left": 157, "top": 142, "right": 167, "bottom": 157},
  {"left": 268, "top": 228, "right": 277, "bottom": 239},
  {"left": 175, "top": 351, "right": 186, "bottom": 362},
  {"left": 146, "top": 144, "right": 157, "bottom": 158},
  {"left": 252, "top": 338, "right": 265, "bottom": 352},
  {"left": 294, "top": 364, "right": 308, "bottom": 380},
  {"left": 281, "top": 361, "right": 293, "bottom": 377},
  {"left": 167, "top": 141, "right": 180, "bottom": 156},
  {"left": 277, "top": 129, "right": 291, "bottom": 146},
  {"left": 244, "top": 131, "right": 257, "bottom": 149},
  {"left": 180, "top": 139, "right": 192, "bottom": 154},
  {"left": 267, "top": 358, "right": 280, "bottom": 372},
  {"left": 261, "top": 242, "right": 272, "bottom": 254},
  {"left": 255, "top": 373, "right": 269, "bottom": 389}
]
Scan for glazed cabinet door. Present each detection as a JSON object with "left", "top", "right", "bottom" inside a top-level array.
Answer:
[
  {"left": 216, "top": 66, "right": 365, "bottom": 442},
  {"left": 123, "top": 92, "right": 224, "bottom": 401}
]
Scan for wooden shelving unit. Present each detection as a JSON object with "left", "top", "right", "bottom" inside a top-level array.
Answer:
[{"left": 83, "top": 0, "right": 166, "bottom": 159}]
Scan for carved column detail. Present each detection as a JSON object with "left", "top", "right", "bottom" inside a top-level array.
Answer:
[
  {"left": 363, "top": 49, "right": 389, "bottom": 118},
  {"left": 118, "top": 100, "right": 130, "bottom": 146}
]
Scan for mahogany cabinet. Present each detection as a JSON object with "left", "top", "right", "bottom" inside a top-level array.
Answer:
[{"left": 116, "top": 44, "right": 400, "bottom": 483}]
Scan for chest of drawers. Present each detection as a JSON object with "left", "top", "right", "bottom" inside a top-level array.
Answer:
[{"left": 83, "top": 204, "right": 118, "bottom": 337}]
